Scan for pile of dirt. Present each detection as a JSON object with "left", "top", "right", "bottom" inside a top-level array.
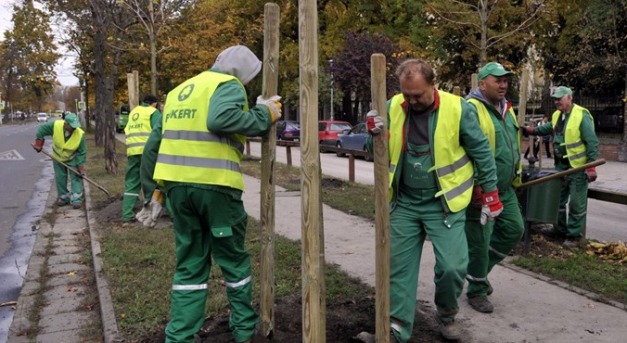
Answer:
[
  {"left": 92, "top": 198, "right": 172, "bottom": 229},
  {"left": 142, "top": 294, "right": 448, "bottom": 343}
]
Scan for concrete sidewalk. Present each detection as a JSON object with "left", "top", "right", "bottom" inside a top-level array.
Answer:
[
  {"left": 242, "top": 175, "right": 627, "bottom": 343},
  {"left": 8, "top": 186, "right": 102, "bottom": 342}
]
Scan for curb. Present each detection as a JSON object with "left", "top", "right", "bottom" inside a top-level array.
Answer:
[
  {"left": 501, "top": 256, "right": 627, "bottom": 312},
  {"left": 84, "top": 182, "right": 122, "bottom": 343}
]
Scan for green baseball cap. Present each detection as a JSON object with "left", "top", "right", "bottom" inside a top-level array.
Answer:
[
  {"left": 551, "top": 86, "right": 573, "bottom": 99},
  {"left": 64, "top": 113, "right": 81, "bottom": 128},
  {"left": 478, "top": 62, "right": 513, "bottom": 80}
]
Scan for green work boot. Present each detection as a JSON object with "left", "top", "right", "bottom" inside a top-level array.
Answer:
[{"left": 468, "top": 295, "right": 494, "bottom": 313}]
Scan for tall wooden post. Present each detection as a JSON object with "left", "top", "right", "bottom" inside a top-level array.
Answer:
[
  {"left": 260, "top": 3, "right": 280, "bottom": 339},
  {"left": 371, "top": 54, "right": 390, "bottom": 343},
  {"left": 299, "top": 0, "right": 325, "bottom": 342},
  {"left": 127, "top": 70, "right": 139, "bottom": 109},
  {"left": 471, "top": 73, "right": 478, "bottom": 91},
  {"left": 518, "top": 69, "right": 529, "bottom": 128}
]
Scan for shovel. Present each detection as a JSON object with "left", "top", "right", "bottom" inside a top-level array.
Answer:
[{"left": 33, "top": 145, "right": 112, "bottom": 197}]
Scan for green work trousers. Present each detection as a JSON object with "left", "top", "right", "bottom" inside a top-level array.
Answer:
[
  {"left": 389, "top": 197, "right": 467, "bottom": 343},
  {"left": 465, "top": 187, "right": 524, "bottom": 297},
  {"left": 557, "top": 171, "right": 589, "bottom": 239},
  {"left": 122, "top": 155, "right": 142, "bottom": 221},
  {"left": 164, "top": 185, "right": 258, "bottom": 343},
  {"left": 53, "top": 160, "right": 83, "bottom": 205}
]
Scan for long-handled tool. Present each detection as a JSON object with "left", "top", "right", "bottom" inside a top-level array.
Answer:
[
  {"left": 518, "top": 158, "right": 606, "bottom": 189},
  {"left": 33, "top": 145, "right": 112, "bottom": 197}
]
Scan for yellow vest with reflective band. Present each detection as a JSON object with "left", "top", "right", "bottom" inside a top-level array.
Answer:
[
  {"left": 153, "top": 71, "right": 247, "bottom": 190},
  {"left": 551, "top": 104, "right": 588, "bottom": 167},
  {"left": 468, "top": 98, "right": 522, "bottom": 187},
  {"left": 388, "top": 91, "right": 474, "bottom": 213},
  {"left": 52, "top": 120, "right": 84, "bottom": 162},
  {"left": 124, "top": 105, "right": 154, "bottom": 156}
]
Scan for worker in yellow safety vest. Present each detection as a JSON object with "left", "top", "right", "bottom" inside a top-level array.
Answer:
[
  {"left": 362, "top": 59, "right": 500, "bottom": 342},
  {"left": 142, "top": 45, "right": 282, "bottom": 343},
  {"left": 33, "top": 113, "right": 86, "bottom": 209},
  {"left": 121, "top": 94, "right": 161, "bottom": 224}
]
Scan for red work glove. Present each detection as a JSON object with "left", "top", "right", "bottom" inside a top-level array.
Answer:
[
  {"left": 77, "top": 165, "right": 86, "bottom": 176},
  {"left": 585, "top": 167, "right": 597, "bottom": 182},
  {"left": 480, "top": 189, "right": 503, "bottom": 225},
  {"left": 520, "top": 126, "right": 534, "bottom": 137},
  {"left": 33, "top": 138, "right": 44, "bottom": 152},
  {"left": 471, "top": 185, "right": 483, "bottom": 207},
  {"left": 366, "top": 110, "right": 384, "bottom": 135}
]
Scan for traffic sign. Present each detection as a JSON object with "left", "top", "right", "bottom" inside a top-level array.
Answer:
[
  {"left": 0, "top": 101, "right": 5, "bottom": 110},
  {"left": 78, "top": 101, "right": 86, "bottom": 110}
]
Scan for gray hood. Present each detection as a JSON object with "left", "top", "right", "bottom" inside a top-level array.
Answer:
[{"left": 211, "top": 45, "right": 262, "bottom": 85}]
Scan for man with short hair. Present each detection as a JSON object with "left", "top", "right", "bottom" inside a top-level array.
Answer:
[
  {"left": 143, "top": 45, "right": 282, "bottom": 343},
  {"left": 121, "top": 94, "right": 161, "bottom": 224},
  {"left": 464, "top": 62, "right": 524, "bottom": 313},
  {"left": 524, "top": 86, "right": 599, "bottom": 247},
  {"left": 33, "top": 113, "right": 87, "bottom": 209},
  {"left": 364, "top": 59, "right": 500, "bottom": 342}
]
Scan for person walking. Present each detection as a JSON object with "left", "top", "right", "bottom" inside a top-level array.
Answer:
[
  {"left": 32, "top": 113, "right": 86, "bottom": 209},
  {"left": 364, "top": 59, "right": 500, "bottom": 342},
  {"left": 524, "top": 86, "right": 599, "bottom": 247},
  {"left": 464, "top": 62, "right": 524, "bottom": 313},
  {"left": 121, "top": 94, "right": 161, "bottom": 224},
  {"left": 541, "top": 115, "right": 552, "bottom": 158},
  {"left": 143, "top": 45, "right": 282, "bottom": 343}
]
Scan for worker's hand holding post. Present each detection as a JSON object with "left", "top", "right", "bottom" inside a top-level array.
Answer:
[
  {"left": 480, "top": 189, "right": 503, "bottom": 225},
  {"left": 257, "top": 95, "right": 282, "bottom": 123},
  {"left": 366, "top": 110, "right": 384, "bottom": 135}
]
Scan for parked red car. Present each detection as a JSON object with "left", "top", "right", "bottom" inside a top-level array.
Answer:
[{"left": 318, "top": 120, "right": 352, "bottom": 146}]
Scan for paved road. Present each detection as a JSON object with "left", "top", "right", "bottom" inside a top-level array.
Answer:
[
  {"left": 248, "top": 140, "right": 627, "bottom": 243},
  {"left": 0, "top": 122, "right": 54, "bottom": 343}
]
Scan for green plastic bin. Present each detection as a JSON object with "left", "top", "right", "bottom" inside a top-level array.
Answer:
[{"left": 519, "top": 171, "right": 561, "bottom": 224}]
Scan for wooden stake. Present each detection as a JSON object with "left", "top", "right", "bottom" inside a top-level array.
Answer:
[
  {"left": 299, "top": 0, "right": 325, "bottom": 341},
  {"left": 127, "top": 70, "right": 139, "bottom": 109},
  {"left": 371, "top": 53, "right": 390, "bottom": 343},
  {"left": 260, "top": 2, "right": 280, "bottom": 339}
]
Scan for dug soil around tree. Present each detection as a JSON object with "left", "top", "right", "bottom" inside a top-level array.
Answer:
[
  {"left": 93, "top": 200, "right": 449, "bottom": 342},
  {"left": 143, "top": 294, "right": 448, "bottom": 343}
]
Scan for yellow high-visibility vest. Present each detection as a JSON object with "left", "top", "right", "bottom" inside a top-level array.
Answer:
[
  {"left": 468, "top": 98, "right": 522, "bottom": 187},
  {"left": 388, "top": 90, "right": 474, "bottom": 213},
  {"left": 153, "top": 71, "right": 247, "bottom": 190},
  {"left": 52, "top": 120, "right": 84, "bottom": 162},
  {"left": 124, "top": 105, "right": 154, "bottom": 156},
  {"left": 551, "top": 104, "right": 589, "bottom": 167}
]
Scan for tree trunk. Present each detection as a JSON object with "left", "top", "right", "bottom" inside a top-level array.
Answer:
[{"left": 619, "top": 67, "right": 627, "bottom": 162}]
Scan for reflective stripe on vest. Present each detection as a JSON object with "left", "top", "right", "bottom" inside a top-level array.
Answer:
[
  {"left": 153, "top": 71, "right": 247, "bottom": 190},
  {"left": 52, "top": 120, "right": 84, "bottom": 162},
  {"left": 388, "top": 91, "right": 474, "bottom": 213},
  {"left": 469, "top": 98, "right": 522, "bottom": 187},
  {"left": 124, "top": 105, "right": 154, "bottom": 156},
  {"left": 552, "top": 104, "right": 588, "bottom": 167}
]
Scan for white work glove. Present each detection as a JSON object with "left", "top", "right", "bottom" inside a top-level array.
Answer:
[
  {"left": 479, "top": 190, "right": 503, "bottom": 225},
  {"left": 256, "top": 95, "right": 283, "bottom": 123},
  {"left": 135, "top": 205, "right": 151, "bottom": 223},
  {"left": 142, "top": 190, "right": 164, "bottom": 228},
  {"left": 366, "top": 110, "right": 384, "bottom": 135}
]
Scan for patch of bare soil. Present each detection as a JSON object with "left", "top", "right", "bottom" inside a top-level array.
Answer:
[
  {"left": 93, "top": 198, "right": 172, "bottom": 229},
  {"left": 141, "top": 294, "right": 448, "bottom": 343}
]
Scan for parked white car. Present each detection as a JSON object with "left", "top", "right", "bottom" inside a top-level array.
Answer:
[{"left": 36, "top": 112, "right": 48, "bottom": 122}]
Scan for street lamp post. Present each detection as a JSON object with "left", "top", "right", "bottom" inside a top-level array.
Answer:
[{"left": 329, "top": 59, "right": 334, "bottom": 121}]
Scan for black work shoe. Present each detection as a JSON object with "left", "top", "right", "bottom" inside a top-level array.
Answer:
[
  {"left": 563, "top": 238, "right": 583, "bottom": 249},
  {"left": 72, "top": 202, "right": 82, "bottom": 209},
  {"left": 540, "top": 226, "right": 566, "bottom": 238},
  {"left": 468, "top": 295, "right": 494, "bottom": 313},
  {"left": 353, "top": 331, "right": 399, "bottom": 343},
  {"left": 56, "top": 198, "right": 69, "bottom": 206},
  {"left": 487, "top": 284, "right": 494, "bottom": 296},
  {"left": 438, "top": 320, "right": 462, "bottom": 341}
]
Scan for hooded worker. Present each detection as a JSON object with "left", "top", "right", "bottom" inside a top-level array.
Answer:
[
  {"left": 141, "top": 45, "right": 282, "bottom": 343},
  {"left": 33, "top": 113, "right": 87, "bottom": 209}
]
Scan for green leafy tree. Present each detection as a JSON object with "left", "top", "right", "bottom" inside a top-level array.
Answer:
[{"left": 1, "top": 1, "right": 59, "bottom": 112}]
